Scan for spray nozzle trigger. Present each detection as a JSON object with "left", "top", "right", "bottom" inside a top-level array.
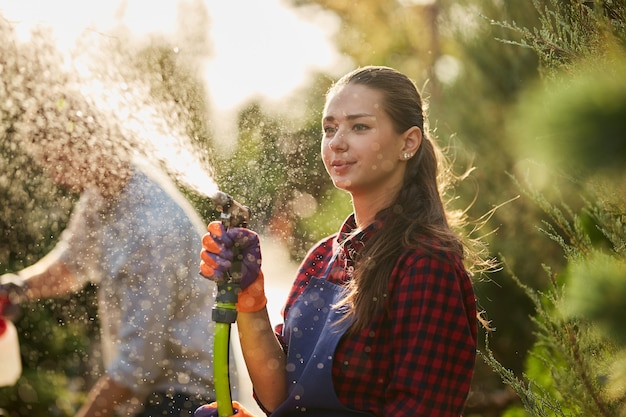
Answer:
[{"left": 211, "top": 191, "right": 250, "bottom": 230}]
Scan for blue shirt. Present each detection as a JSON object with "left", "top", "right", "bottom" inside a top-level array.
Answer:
[{"left": 56, "top": 160, "right": 236, "bottom": 404}]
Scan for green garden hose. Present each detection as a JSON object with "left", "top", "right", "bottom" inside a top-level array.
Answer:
[
  {"left": 210, "top": 191, "right": 249, "bottom": 417},
  {"left": 214, "top": 322, "right": 235, "bottom": 414}
]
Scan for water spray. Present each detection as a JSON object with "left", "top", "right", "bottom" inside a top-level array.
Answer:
[
  {"left": 2, "top": 14, "right": 244, "bottom": 413},
  {"left": 208, "top": 191, "right": 250, "bottom": 417}
]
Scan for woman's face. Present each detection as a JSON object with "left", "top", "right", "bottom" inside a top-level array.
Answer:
[{"left": 321, "top": 83, "right": 410, "bottom": 200}]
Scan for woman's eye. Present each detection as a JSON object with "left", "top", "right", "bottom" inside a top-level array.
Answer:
[
  {"left": 353, "top": 123, "right": 369, "bottom": 131},
  {"left": 323, "top": 126, "right": 337, "bottom": 135}
]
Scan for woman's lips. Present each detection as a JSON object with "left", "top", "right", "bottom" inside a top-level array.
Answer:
[{"left": 330, "top": 159, "right": 354, "bottom": 174}]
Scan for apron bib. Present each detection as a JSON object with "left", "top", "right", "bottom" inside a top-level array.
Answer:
[{"left": 272, "top": 256, "right": 376, "bottom": 417}]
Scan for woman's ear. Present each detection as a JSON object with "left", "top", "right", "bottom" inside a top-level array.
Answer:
[{"left": 400, "top": 126, "right": 422, "bottom": 160}]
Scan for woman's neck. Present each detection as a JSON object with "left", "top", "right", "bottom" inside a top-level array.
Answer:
[
  {"left": 352, "top": 192, "right": 395, "bottom": 229},
  {"left": 351, "top": 182, "right": 400, "bottom": 228}
]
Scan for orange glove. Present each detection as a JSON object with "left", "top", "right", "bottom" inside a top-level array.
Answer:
[
  {"left": 200, "top": 221, "right": 267, "bottom": 313},
  {"left": 236, "top": 270, "right": 266, "bottom": 313},
  {"left": 194, "top": 401, "right": 258, "bottom": 417}
]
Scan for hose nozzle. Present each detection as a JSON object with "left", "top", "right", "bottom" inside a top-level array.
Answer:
[{"left": 210, "top": 191, "right": 250, "bottom": 229}]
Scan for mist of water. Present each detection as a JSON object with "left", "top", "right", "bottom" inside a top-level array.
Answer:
[
  {"left": 77, "top": 34, "right": 224, "bottom": 201},
  {"left": 1, "top": 14, "right": 222, "bottom": 207}
]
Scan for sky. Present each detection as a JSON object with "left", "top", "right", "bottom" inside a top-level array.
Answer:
[
  {"left": 1, "top": 0, "right": 347, "bottom": 113},
  {"left": 203, "top": 0, "right": 346, "bottom": 109}
]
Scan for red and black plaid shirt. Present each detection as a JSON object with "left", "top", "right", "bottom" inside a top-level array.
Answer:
[{"left": 275, "top": 215, "right": 477, "bottom": 416}]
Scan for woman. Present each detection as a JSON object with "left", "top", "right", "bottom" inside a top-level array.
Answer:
[{"left": 200, "top": 66, "right": 480, "bottom": 416}]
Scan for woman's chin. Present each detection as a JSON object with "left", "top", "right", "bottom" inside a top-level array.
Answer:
[{"left": 332, "top": 178, "right": 352, "bottom": 190}]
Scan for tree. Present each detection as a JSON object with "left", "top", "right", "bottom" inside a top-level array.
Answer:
[{"left": 480, "top": 1, "right": 626, "bottom": 415}]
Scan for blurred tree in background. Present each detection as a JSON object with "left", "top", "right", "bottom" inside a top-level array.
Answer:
[
  {"left": 480, "top": 0, "right": 626, "bottom": 414},
  {"left": 2, "top": 0, "right": 625, "bottom": 415}
]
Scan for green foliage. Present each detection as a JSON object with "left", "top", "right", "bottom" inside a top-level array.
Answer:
[
  {"left": 292, "top": 187, "right": 352, "bottom": 259},
  {"left": 0, "top": 19, "right": 88, "bottom": 415},
  {"left": 489, "top": 0, "right": 626, "bottom": 78},
  {"left": 0, "top": 370, "right": 86, "bottom": 416},
  {"left": 483, "top": 340, "right": 570, "bottom": 417},
  {"left": 0, "top": 289, "right": 98, "bottom": 416},
  {"left": 480, "top": 1, "right": 626, "bottom": 415},
  {"left": 563, "top": 253, "right": 626, "bottom": 344},
  {"left": 483, "top": 187, "right": 624, "bottom": 416},
  {"left": 0, "top": 19, "right": 76, "bottom": 270},
  {"left": 562, "top": 250, "right": 626, "bottom": 414},
  {"left": 508, "top": 57, "right": 626, "bottom": 179}
]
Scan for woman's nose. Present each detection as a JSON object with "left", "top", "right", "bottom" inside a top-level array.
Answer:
[{"left": 328, "top": 130, "right": 347, "bottom": 151}]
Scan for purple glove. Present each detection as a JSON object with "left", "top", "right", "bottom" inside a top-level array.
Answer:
[
  {"left": 194, "top": 401, "right": 257, "bottom": 417},
  {"left": 194, "top": 403, "right": 220, "bottom": 417},
  {"left": 200, "top": 221, "right": 261, "bottom": 288}
]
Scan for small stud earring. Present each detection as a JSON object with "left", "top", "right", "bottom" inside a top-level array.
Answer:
[{"left": 402, "top": 152, "right": 413, "bottom": 160}]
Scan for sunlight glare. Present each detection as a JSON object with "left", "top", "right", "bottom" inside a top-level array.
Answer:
[
  {"left": 2, "top": 0, "right": 342, "bottom": 113},
  {"left": 204, "top": 0, "right": 341, "bottom": 110}
]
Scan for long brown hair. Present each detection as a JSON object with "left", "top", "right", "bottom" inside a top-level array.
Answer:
[{"left": 329, "top": 66, "right": 467, "bottom": 332}]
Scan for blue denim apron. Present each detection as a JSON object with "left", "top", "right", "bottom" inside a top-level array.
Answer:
[{"left": 271, "top": 254, "right": 376, "bottom": 417}]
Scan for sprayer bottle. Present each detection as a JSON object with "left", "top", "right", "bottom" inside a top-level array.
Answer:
[{"left": 0, "top": 310, "right": 22, "bottom": 386}]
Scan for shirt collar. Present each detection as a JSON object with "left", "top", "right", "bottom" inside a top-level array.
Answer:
[{"left": 335, "top": 213, "right": 383, "bottom": 261}]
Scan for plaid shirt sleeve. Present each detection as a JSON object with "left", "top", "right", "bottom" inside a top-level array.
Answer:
[
  {"left": 386, "top": 250, "right": 476, "bottom": 416},
  {"left": 334, "top": 249, "right": 477, "bottom": 417}
]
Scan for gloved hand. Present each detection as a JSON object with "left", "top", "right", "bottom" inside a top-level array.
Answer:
[
  {"left": 200, "top": 221, "right": 266, "bottom": 313},
  {"left": 0, "top": 273, "right": 27, "bottom": 320},
  {"left": 194, "top": 401, "right": 258, "bottom": 417}
]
